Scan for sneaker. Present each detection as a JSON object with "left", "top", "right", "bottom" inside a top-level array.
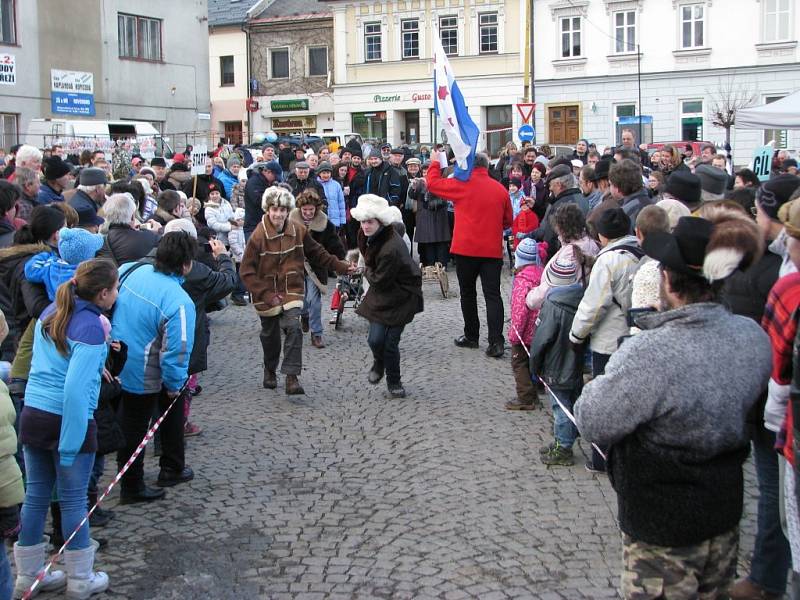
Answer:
[
  {"left": 387, "top": 385, "right": 406, "bottom": 398},
  {"left": 584, "top": 460, "right": 606, "bottom": 474},
  {"left": 539, "top": 441, "right": 557, "bottom": 456},
  {"left": 541, "top": 444, "right": 574, "bottom": 466},
  {"left": 184, "top": 422, "right": 203, "bottom": 437}
]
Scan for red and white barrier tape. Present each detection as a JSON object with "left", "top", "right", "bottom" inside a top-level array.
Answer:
[
  {"left": 508, "top": 320, "right": 607, "bottom": 461},
  {"left": 22, "top": 384, "right": 187, "bottom": 600}
]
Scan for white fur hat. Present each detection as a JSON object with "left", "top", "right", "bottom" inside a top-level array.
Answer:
[
  {"left": 233, "top": 207, "right": 245, "bottom": 220},
  {"left": 262, "top": 187, "right": 295, "bottom": 211},
  {"left": 387, "top": 205, "right": 403, "bottom": 225},
  {"left": 351, "top": 194, "right": 395, "bottom": 225},
  {"left": 163, "top": 218, "right": 198, "bottom": 239}
]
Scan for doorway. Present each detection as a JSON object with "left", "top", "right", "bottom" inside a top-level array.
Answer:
[
  {"left": 403, "top": 111, "right": 420, "bottom": 144},
  {"left": 223, "top": 121, "right": 243, "bottom": 145},
  {"left": 547, "top": 105, "right": 579, "bottom": 145}
]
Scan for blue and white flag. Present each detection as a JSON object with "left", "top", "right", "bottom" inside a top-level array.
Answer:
[{"left": 433, "top": 29, "right": 480, "bottom": 181}]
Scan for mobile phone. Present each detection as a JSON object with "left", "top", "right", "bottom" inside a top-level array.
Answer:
[{"left": 203, "top": 242, "right": 213, "bottom": 253}]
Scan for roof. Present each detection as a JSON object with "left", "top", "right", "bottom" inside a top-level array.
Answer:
[
  {"left": 250, "top": 0, "right": 330, "bottom": 21},
  {"left": 208, "top": 0, "right": 261, "bottom": 27}
]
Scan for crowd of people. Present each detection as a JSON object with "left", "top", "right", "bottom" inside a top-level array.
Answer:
[{"left": 0, "top": 129, "right": 795, "bottom": 599}]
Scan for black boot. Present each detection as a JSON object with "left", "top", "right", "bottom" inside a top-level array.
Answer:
[
  {"left": 87, "top": 492, "right": 114, "bottom": 528},
  {"left": 49, "top": 502, "right": 64, "bottom": 549}
]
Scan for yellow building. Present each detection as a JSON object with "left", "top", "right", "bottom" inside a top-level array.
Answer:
[{"left": 325, "top": 0, "right": 527, "bottom": 155}]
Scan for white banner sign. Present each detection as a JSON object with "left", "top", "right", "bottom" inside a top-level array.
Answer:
[
  {"left": 50, "top": 69, "right": 94, "bottom": 94},
  {"left": 0, "top": 54, "right": 15, "bottom": 86}
]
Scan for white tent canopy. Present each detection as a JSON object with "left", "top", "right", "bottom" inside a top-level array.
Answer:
[{"left": 737, "top": 90, "right": 800, "bottom": 129}]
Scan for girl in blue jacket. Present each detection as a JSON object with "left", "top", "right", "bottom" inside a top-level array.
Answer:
[{"left": 14, "top": 259, "right": 117, "bottom": 599}]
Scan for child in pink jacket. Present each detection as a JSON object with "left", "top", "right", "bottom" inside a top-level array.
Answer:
[{"left": 507, "top": 238, "right": 548, "bottom": 410}]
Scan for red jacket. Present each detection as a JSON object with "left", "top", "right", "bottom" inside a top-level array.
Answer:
[
  {"left": 511, "top": 207, "right": 539, "bottom": 250},
  {"left": 426, "top": 161, "right": 512, "bottom": 259}
]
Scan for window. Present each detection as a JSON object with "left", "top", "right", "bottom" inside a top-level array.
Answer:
[
  {"left": 220, "top": 55, "right": 234, "bottom": 86},
  {"left": 0, "top": 113, "right": 16, "bottom": 150},
  {"left": 440, "top": 16, "right": 458, "bottom": 56},
  {"left": 680, "top": 100, "right": 703, "bottom": 141},
  {"left": 614, "top": 11, "right": 636, "bottom": 53},
  {"left": 764, "top": 96, "right": 788, "bottom": 148},
  {"left": 308, "top": 46, "right": 327, "bottom": 76},
  {"left": 560, "top": 16, "right": 582, "bottom": 57},
  {"left": 764, "top": 0, "right": 791, "bottom": 42},
  {"left": 401, "top": 19, "right": 419, "bottom": 59},
  {"left": 680, "top": 4, "right": 704, "bottom": 48},
  {"left": 364, "top": 22, "right": 382, "bottom": 62},
  {"left": 486, "top": 106, "right": 512, "bottom": 157},
  {"left": 0, "top": 0, "right": 15, "bottom": 45},
  {"left": 118, "top": 13, "right": 162, "bottom": 61},
  {"left": 479, "top": 13, "right": 498, "bottom": 54},
  {"left": 270, "top": 48, "right": 289, "bottom": 79}
]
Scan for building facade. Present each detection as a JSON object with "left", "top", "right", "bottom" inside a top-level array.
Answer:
[
  {"left": 0, "top": 0, "right": 211, "bottom": 150},
  {"left": 246, "top": 0, "right": 335, "bottom": 139},
  {"left": 326, "top": 0, "right": 528, "bottom": 155},
  {"left": 533, "top": 0, "right": 800, "bottom": 162}
]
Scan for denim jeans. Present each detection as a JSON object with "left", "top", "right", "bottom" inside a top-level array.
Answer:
[
  {"left": 590, "top": 351, "right": 611, "bottom": 471},
  {"left": 551, "top": 387, "right": 580, "bottom": 449},
  {"left": 0, "top": 545, "right": 11, "bottom": 600},
  {"left": 367, "top": 322, "right": 405, "bottom": 386},
  {"left": 88, "top": 453, "right": 104, "bottom": 496},
  {"left": 749, "top": 424, "right": 790, "bottom": 594},
  {"left": 19, "top": 447, "right": 94, "bottom": 550},
  {"left": 302, "top": 275, "right": 323, "bottom": 337}
]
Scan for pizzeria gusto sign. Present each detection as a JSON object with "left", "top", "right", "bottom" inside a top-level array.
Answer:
[{"left": 373, "top": 92, "right": 432, "bottom": 104}]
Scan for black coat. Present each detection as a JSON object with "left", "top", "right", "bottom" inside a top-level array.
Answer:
[
  {"left": 244, "top": 170, "right": 270, "bottom": 236},
  {"left": 0, "top": 243, "right": 49, "bottom": 360},
  {"left": 97, "top": 224, "right": 160, "bottom": 266},
  {"left": 288, "top": 208, "right": 345, "bottom": 285},
  {"left": 356, "top": 226, "right": 423, "bottom": 327},
  {"left": 364, "top": 162, "right": 403, "bottom": 207},
  {"left": 722, "top": 250, "right": 781, "bottom": 323},
  {"left": 286, "top": 173, "right": 325, "bottom": 202}
]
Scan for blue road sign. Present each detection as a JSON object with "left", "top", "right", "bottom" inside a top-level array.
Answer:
[{"left": 518, "top": 124, "right": 535, "bottom": 142}]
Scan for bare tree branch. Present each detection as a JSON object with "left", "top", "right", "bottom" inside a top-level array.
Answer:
[{"left": 706, "top": 75, "right": 758, "bottom": 145}]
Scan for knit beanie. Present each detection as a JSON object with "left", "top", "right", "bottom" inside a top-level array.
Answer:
[
  {"left": 655, "top": 198, "right": 691, "bottom": 232},
  {"left": 544, "top": 254, "right": 579, "bottom": 287},
  {"left": 757, "top": 174, "right": 800, "bottom": 220},
  {"left": 163, "top": 218, "right": 198, "bottom": 239},
  {"left": 665, "top": 170, "right": 702, "bottom": 206},
  {"left": 509, "top": 177, "right": 522, "bottom": 189},
  {"left": 57, "top": 227, "right": 105, "bottom": 265},
  {"left": 368, "top": 148, "right": 382, "bottom": 159},
  {"left": 515, "top": 238, "right": 543, "bottom": 269},
  {"left": 695, "top": 164, "right": 728, "bottom": 196},
  {"left": 595, "top": 207, "right": 631, "bottom": 239},
  {"left": 226, "top": 156, "right": 241, "bottom": 169}
]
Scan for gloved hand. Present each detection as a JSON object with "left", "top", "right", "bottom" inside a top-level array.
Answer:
[
  {"left": 0, "top": 505, "right": 19, "bottom": 539},
  {"left": 515, "top": 232, "right": 526, "bottom": 239}
]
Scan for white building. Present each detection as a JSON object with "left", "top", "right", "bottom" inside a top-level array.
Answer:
[{"left": 533, "top": 0, "right": 800, "bottom": 162}]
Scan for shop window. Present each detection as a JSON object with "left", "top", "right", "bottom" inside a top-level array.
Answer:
[{"left": 680, "top": 99, "right": 703, "bottom": 141}]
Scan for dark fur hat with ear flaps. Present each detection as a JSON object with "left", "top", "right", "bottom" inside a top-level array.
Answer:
[{"left": 702, "top": 208, "right": 764, "bottom": 283}]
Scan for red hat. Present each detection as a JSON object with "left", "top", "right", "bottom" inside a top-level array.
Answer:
[
  {"left": 172, "top": 153, "right": 186, "bottom": 164},
  {"left": 208, "top": 182, "right": 219, "bottom": 193}
]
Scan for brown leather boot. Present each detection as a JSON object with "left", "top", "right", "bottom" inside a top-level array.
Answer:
[
  {"left": 311, "top": 335, "right": 325, "bottom": 348},
  {"left": 263, "top": 368, "right": 277, "bottom": 389},
  {"left": 285, "top": 374, "right": 304, "bottom": 395}
]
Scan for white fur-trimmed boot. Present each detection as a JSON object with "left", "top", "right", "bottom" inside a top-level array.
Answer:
[
  {"left": 12, "top": 537, "right": 67, "bottom": 599},
  {"left": 63, "top": 542, "right": 108, "bottom": 600}
]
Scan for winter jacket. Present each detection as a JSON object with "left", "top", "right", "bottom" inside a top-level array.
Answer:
[
  {"left": 318, "top": 177, "right": 346, "bottom": 227},
  {"left": 244, "top": 169, "right": 272, "bottom": 236},
  {"left": 165, "top": 168, "right": 191, "bottom": 192},
  {"left": 585, "top": 189, "right": 603, "bottom": 211},
  {"left": 24, "top": 251, "right": 77, "bottom": 300},
  {"left": 25, "top": 299, "right": 108, "bottom": 466},
  {"left": 111, "top": 262, "right": 196, "bottom": 395},
  {"left": 68, "top": 189, "right": 101, "bottom": 217},
  {"left": 574, "top": 303, "right": 771, "bottom": 547},
  {"left": 240, "top": 215, "right": 349, "bottom": 318},
  {"left": 0, "top": 243, "right": 49, "bottom": 360},
  {"left": 526, "top": 236, "right": 599, "bottom": 311},
  {"left": 529, "top": 188, "right": 591, "bottom": 260},
  {"left": 96, "top": 224, "right": 160, "bottom": 267},
  {"left": 511, "top": 208, "right": 539, "bottom": 250},
  {"left": 151, "top": 207, "right": 177, "bottom": 228},
  {"left": 286, "top": 173, "right": 325, "bottom": 203},
  {"left": 204, "top": 198, "right": 236, "bottom": 247},
  {"left": 0, "top": 379, "right": 22, "bottom": 508},
  {"left": 0, "top": 219, "right": 14, "bottom": 249},
  {"left": 181, "top": 173, "right": 227, "bottom": 203},
  {"left": 722, "top": 249, "right": 781, "bottom": 323},
  {"left": 36, "top": 183, "right": 64, "bottom": 205},
  {"left": 620, "top": 188, "right": 654, "bottom": 233},
  {"left": 288, "top": 208, "right": 345, "bottom": 288},
  {"left": 509, "top": 190, "right": 524, "bottom": 220},
  {"left": 569, "top": 235, "right": 642, "bottom": 355},
  {"left": 425, "top": 161, "right": 512, "bottom": 259},
  {"left": 356, "top": 226, "right": 423, "bottom": 327},
  {"left": 530, "top": 283, "right": 586, "bottom": 390},
  {"left": 216, "top": 169, "right": 239, "bottom": 199},
  {"left": 348, "top": 167, "right": 367, "bottom": 207},
  {"left": 365, "top": 162, "right": 403, "bottom": 207},
  {"left": 509, "top": 264, "right": 545, "bottom": 347}
]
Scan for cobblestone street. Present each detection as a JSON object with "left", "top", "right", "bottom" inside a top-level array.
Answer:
[{"left": 82, "top": 268, "right": 761, "bottom": 599}]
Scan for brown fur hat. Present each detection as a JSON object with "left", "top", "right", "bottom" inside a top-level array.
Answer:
[{"left": 702, "top": 207, "right": 764, "bottom": 283}]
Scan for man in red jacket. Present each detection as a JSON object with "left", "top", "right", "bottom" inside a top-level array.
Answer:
[{"left": 426, "top": 152, "right": 513, "bottom": 357}]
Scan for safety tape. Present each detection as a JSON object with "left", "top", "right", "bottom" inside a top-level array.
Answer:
[
  {"left": 22, "top": 383, "right": 187, "bottom": 600},
  {"left": 508, "top": 319, "right": 607, "bottom": 461}
]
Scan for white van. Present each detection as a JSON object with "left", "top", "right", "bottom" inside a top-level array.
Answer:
[
  {"left": 26, "top": 119, "right": 174, "bottom": 159},
  {"left": 320, "top": 132, "right": 363, "bottom": 152}
]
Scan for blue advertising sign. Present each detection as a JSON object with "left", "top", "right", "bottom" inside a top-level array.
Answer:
[
  {"left": 752, "top": 144, "right": 774, "bottom": 182},
  {"left": 50, "top": 69, "right": 95, "bottom": 116},
  {"left": 518, "top": 124, "right": 535, "bottom": 142}
]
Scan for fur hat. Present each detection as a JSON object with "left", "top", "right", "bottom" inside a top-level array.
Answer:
[
  {"left": 703, "top": 208, "right": 764, "bottom": 282},
  {"left": 261, "top": 187, "right": 295, "bottom": 211},
  {"left": 656, "top": 198, "right": 691, "bottom": 232},
  {"left": 164, "top": 218, "right": 198, "bottom": 239},
  {"left": 387, "top": 205, "right": 403, "bottom": 225},
  {"left": 779, "top": 198, "right": 800, "bottom": 238},
  {"left": 57, "top": 227, "right": 105, "bottom": 265},
  {"left": 351, "top": 194, "right": 395, "bottom": 225},
  {"left": 233, "top": 207, "right": 245, "bottom": 221},
  {"left": 296, "top": 189, "right": 323, "bottom": 207}
]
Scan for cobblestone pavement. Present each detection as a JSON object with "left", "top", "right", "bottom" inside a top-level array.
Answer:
[{"left": 41, "top": 266, "right": 763, "bottom": 599}]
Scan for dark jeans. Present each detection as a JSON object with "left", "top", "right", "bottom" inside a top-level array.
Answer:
[
  {"left": 590, "top": 351, "right": 611, "bottom": 471},
  {"left": 454, "top": 255, "right": 504, "bottom": 345},
  {"left": 419, "top": 242, "right": 449, "bottom": 267},
  {"left": 117, "top": 389, "right": 185, "bottom": 493},
  {"left": 748, "top": 425, "right": 790, "bottom": 594},
  {"left": 402, "top": 208, "right": 415, "bottom": 247},
  {"left": 367, "top": 322, "right": 405, "bottom": 386},
  {"left": 260, "top": 308, "right": 302, "bottom": 375},
  {"left": 232, "top": 262, "right": 247, "bottom": 299}
]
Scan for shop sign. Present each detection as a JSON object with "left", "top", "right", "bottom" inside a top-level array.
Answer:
[
  {"left": 0, "top": 54, "right": 15, "bottom": 85},
  {"left": 272, "top": 116, "right": 317, "bottom": 130},
  {"left": 270, "top": 99, "right": 309, "bottom": 112},
  {"left": 373, "top": 92, "right": 432, "bottom": 104},
  {"left": 411, "top": 93, "right": 431, "bottom": 104},
  {"left": 51, "top": 69, "right": 95, "bottom": 116}
]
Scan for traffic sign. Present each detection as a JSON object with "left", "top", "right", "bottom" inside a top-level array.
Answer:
[
  {"left": 516, "top": 102, "right": 536, "bottom": 124},
  {"left": 751, "top": 144, "right": 773, "bottom": 182},
  {"left": 518, "top": 124, "right": 535, "bottom": 142}
]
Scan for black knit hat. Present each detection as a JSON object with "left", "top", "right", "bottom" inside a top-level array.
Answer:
[
  {"left": 590, "top": 158, "right": 613, "bottom": 181},
  {"left": 595, "top": 208, "right": 631, "bottom": 239},
  {"left": 757, "top": 174, "right": 800, "bottom": 220},
  {"left": 150, "top": 157, "right": 167, "bottom": 167},
  {"left": 665, "top": 170, "right": 702, "bottom": 206},
  {"left": 43, "top": 157, "right": 71, "bottom": 180}
]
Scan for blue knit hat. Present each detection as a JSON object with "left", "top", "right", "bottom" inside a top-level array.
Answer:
[
  {"left": 515, "top": 238, "right": 542, "bottom": 269},
  {"left": 57, "top": 227, "right": 104, "bottom": 265}
]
